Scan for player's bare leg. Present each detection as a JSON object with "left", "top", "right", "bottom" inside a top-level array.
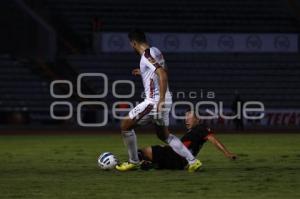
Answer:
[
  {"left": 115, "top": 116, "right": 140, "bottom": 171},
  {"left": 155, "top": 124, "right": 202, "bottom": 172}
]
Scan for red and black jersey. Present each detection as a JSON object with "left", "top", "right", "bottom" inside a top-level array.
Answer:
[
  {"left": 145, "top": 124, "right": 213, "bottom": 169},
  {"left": 180, "top": 124, "right": 214, "bottom": 156},
  {"left": 140, "top": 123, "right": 214, "bottom": 170}
]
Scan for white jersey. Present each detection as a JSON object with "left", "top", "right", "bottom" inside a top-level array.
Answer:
[{"left": 140, "top": 47, "right": 171, "bottom": 102}]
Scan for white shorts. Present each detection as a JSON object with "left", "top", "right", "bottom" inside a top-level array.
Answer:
[{"left": 128, "top": 98, "right": 172, "bottom": 126}]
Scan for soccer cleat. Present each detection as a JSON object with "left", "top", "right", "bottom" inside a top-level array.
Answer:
[
  {"left": 187, "top": 159, "right": 202, "bottom": 172},
  {"left": 115, "top": 162, "right": 139, "bottom": 171}
]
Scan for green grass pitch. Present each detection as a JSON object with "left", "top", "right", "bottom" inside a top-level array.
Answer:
[{"left": 0, "top": 133, "right": 299, "bottom": 199}]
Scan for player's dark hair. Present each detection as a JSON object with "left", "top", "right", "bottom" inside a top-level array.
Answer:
[{"left": 128, "top": 29, "right": 147, "bottom": 43}]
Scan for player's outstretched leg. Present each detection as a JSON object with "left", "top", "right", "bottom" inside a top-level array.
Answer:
[
  {"left": 115, "top": 116, "right": 140, "bottom": 171},
  {"left": 156, "top": 125, "right": 202, "bottom": 172}
]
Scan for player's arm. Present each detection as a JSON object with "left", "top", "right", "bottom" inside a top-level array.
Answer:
[
  {"left": 206, "top": 134, "right": 237, "bottom": 160},
  {"left": 155, "top": 67, "right": 168, "bottom": 111}
]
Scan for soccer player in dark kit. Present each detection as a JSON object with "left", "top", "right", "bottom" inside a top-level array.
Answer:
[{"left": 138, "top": 111, "right": 237, "bottom": 170}]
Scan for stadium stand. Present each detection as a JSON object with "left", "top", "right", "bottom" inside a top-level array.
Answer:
[
  {"left": 0, "top": 0, "right": 299, "bottom": 128},
  {"left": 42, "top": 0, "right": 300, "bottom": 38},
  {"left": 0, "top": 55, "right": 51, "bottom": 124},
  {"left": 68, "top": 53, "right": 300, "bottom": 108}
]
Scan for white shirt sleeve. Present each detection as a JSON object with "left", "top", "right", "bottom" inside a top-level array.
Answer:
[{"left": 143, "top": 48, "right": 162, "bottom": 72}]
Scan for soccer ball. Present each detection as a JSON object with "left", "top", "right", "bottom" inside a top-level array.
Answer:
[{"left": 97, "top": 152, "right": 118, "bottom": 170}]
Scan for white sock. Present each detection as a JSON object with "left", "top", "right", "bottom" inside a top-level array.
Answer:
[
  {"left": 122, "top": 130, "right": 139, "bottom": 163},
  {"left": 166, "top": 134, "right": 196, "bottom": 165}
]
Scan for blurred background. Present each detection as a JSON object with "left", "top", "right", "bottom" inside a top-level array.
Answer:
[{"left": 0, "top": 0, "right": 299, "bottom": 132}]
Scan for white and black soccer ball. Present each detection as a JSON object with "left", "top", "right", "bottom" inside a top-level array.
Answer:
[{"left": 97, "top": 152, "right": 118, "bottom": 170}]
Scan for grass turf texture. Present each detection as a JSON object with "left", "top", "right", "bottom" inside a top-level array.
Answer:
[{"left": 0, "top": 134, "right": 299, "bottom": 199}]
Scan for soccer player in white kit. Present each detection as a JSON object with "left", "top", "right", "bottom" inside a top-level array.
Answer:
[{"left": 116, "top": 29, "right": 202, "bottom": 172}]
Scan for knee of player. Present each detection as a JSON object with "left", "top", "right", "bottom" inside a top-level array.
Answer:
[
  {"left": 156, "top": 133, "right": 167, "bottom": 143},
  {"left": 120, "top": 121, "right": 127, "bottom": 131},
  {"left": 120, "top": 118, "right": 134, "bottom": 131},
  {"left": 155, "top": 125, "right": 169, "bottom": 142}
]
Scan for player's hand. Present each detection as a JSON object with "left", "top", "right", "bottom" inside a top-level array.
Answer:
[
  {"left": 132, "top": 68, "right": 141, "bottom": 76},
  {"left": 157, "top": 98, "right": 165, "bottom": 113},
  {"left": 226, "top": 153, "right": 237, "bottom": 160}
]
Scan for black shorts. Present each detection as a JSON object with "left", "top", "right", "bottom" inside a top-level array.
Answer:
[{"left": 151, "top": 145, "right": 188, "bottom": 170}]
